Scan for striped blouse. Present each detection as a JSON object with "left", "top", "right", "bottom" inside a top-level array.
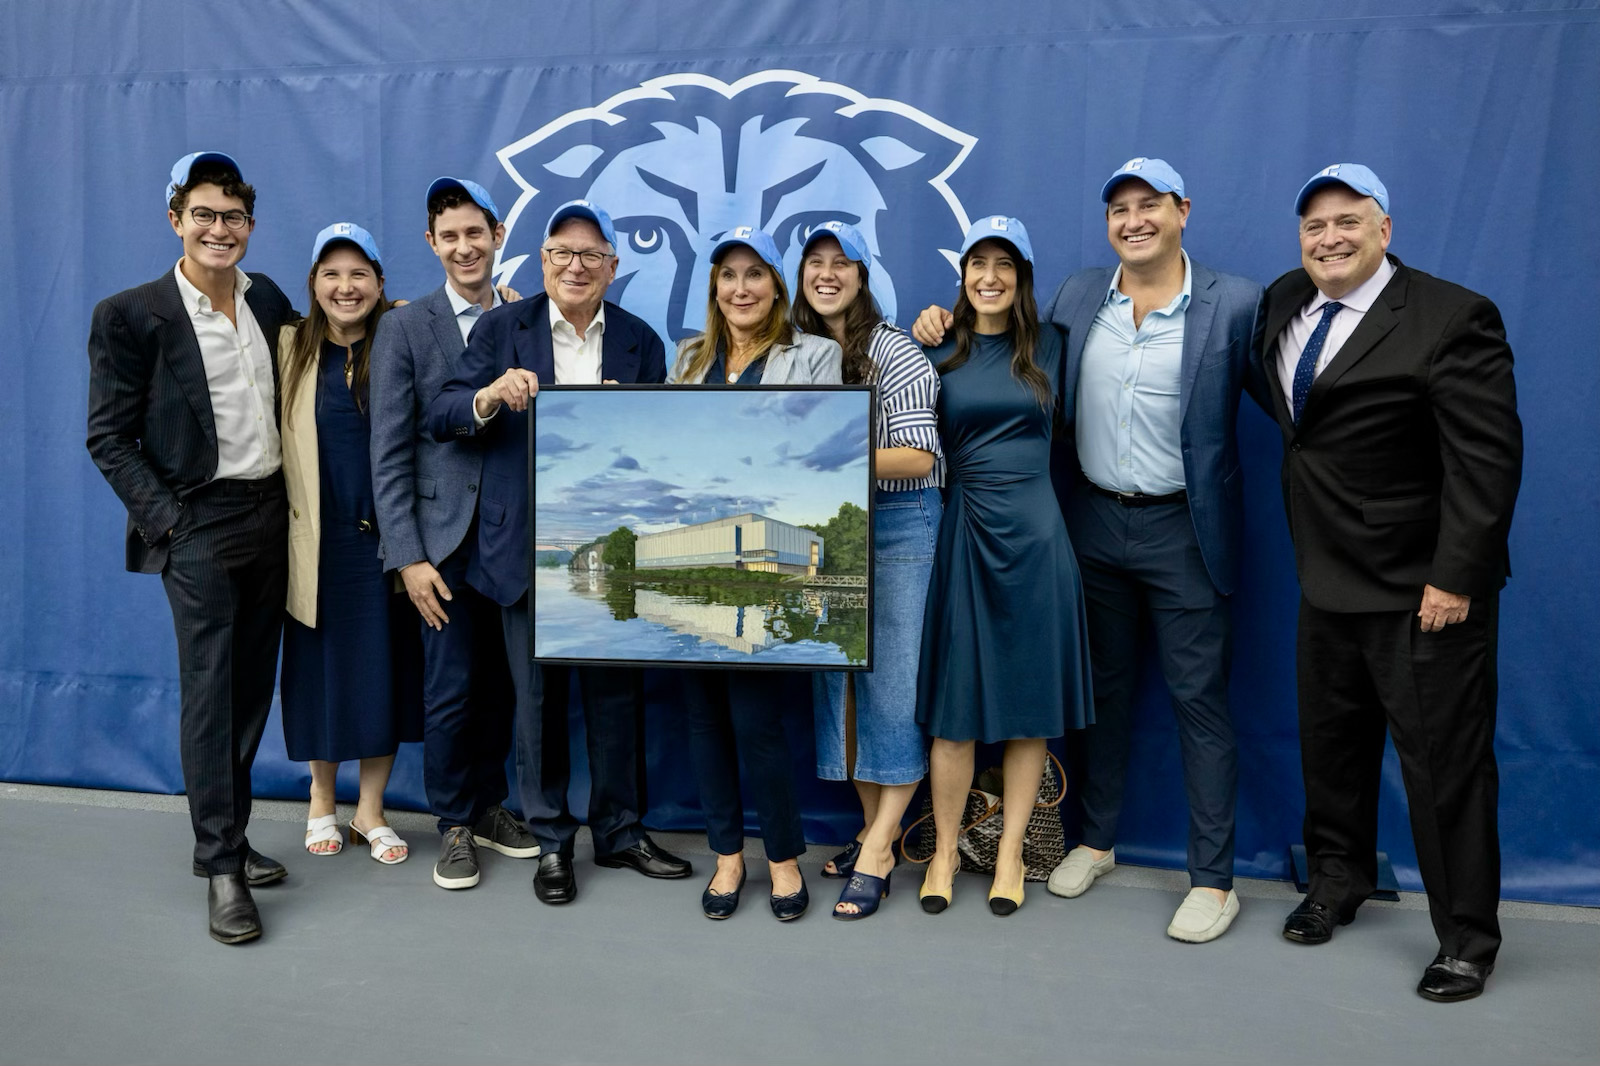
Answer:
[{"left": 867, "top": 322, "right": 944, "bottom": 492}]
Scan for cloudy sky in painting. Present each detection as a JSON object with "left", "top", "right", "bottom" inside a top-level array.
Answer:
[{"left": 533, "top": 388, "right": 871, "bottom": 541}]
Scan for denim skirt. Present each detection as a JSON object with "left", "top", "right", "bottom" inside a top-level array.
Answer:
[{"left": 813, "top": 486, "right": 943, "bottom": 785}]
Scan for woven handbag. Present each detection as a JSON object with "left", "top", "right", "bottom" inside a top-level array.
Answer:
[{"left": 901, "top": 751, "right": 1068, "bottom": 881}]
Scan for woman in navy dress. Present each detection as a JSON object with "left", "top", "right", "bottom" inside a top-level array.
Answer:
[
  {"left": 669, "top": 227, "right": 842, "bottom": 922},
  {"left": 793, "top": 222, "right": 945, "bottom": 920},
  {"left": 278, "top": 224, "right": 422, "bottom": 864},
  {"left": 915, "top": 216, "right": 1094, "bottom": 915}
]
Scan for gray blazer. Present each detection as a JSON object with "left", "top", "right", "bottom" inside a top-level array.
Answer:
[
  {"left": 369, "top": 285, "right": 486, "bottom": 571},
  {"left": 669, "top": 330, "right": 843, "bottom": 384}
]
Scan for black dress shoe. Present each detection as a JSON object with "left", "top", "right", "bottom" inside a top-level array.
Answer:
[
  {"left": 595, "top": 836, "right": 694, "bottom": 879},
  {"left": 208, "top": 872, "right": 262, "bottom": 945},
  {"left": 533, "top": 853, "right": 577, "bottom": 905},
  {"left": 192, "top": 849, "right": 288, "bottom": 887},
  {"left": 770, "top": 874, "right": 810, "bottom": 922},
  {"left": 1417, "top": 955, "right": 1493, "bottom": 1002},
  {"left": 702, "top": 866, "right": 747, "bottom": 920},
  {"left": 1282, "top": 898, "right": 1351, "bottom": 944}
]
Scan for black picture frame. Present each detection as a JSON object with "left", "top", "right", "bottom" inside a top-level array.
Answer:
[{"left": 527, "top": 383, "right": 876, "bottom": 671}]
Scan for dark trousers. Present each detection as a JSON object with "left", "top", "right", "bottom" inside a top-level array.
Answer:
[
  {"left": 419, "top": 538, "right": 514, "bottom": 832},
  {"left": 502, "top": 597, "right": 644, "bottom": 857},
  {"left": 160, "top": 474, "right": 288, "bottom": 875},
  {"left": 683, "top": 670, "right": 805, "bottom": 862},
  {"left": 1065, "top": 486, "right": 1237, "bottom": 889},
  {"left": 1298, "top": 595, "right": 1502, "bottom": 964}
]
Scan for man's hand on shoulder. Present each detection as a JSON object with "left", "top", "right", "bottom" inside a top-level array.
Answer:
[
  {"left": 497, "top": 284, "right": 523, "bottom": 303},
  {"left": 911, "top": 305, "right": 954, "bottom": 347},
  {"left": 1418, "top": 583, "right": 1471, "bottom": 632},
  {"left": 400, "top": 561, "right": 452, "bottom": 630}
]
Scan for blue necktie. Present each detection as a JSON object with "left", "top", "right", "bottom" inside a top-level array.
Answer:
[{"left": 1292, "top": 301, "right": 1344, "bottom": 423}]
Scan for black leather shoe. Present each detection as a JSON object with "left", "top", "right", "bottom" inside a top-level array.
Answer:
[
  {"left": 770, "top": 874, "right": 810, "bottom": 922},
  {"left": 595, "top": 836, "right": 694, "bottom": 879},
  {"left": 533, "top": 853, "right": 577, "bottom": 905},
  {"left": 208, "top": 872, "right": 262, "bottom": 944},
  {"left": 192, "top": 849, "right": 287, "bottom": 887},
  {"left": 701, "top": 866, "right": 747, "bottom": 920},
  {"left": 1417, "top": 955, "right": 1493, "bottom": 1002},
  {"left": 1282, "top": 898, "right": 1350, "bottom": 944}
]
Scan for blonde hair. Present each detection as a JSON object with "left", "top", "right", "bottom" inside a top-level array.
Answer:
[{"left": 676, "top": 256, "right": 793, "bottom": 382}]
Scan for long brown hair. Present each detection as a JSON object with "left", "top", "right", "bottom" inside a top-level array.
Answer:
[
  {"left": 676, "top": 256, "right": 794, "bottom": 383},
  {"left": 282, "top": 249, "right": 392, "bottom": 424},
  {"left": 936, "top": 242, "right": 1051, "bottom": 408},
  {"left": 791, "top": 261, "right": 878, "bottom": 385}
]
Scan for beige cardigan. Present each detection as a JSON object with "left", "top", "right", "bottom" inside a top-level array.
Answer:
[{"left": 278, "top": 324, "right": 321, "bottom": 627}]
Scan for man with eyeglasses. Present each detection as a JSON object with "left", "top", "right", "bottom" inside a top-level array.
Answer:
[
  {"left": 86, "top": 151, "right": 295, "bottom": 944},
  {"left": 429, "top": 200, "right": 691, "bottom": 906},
  {"left": 371, "top": 177, "right": 539, "bottom": 892}
]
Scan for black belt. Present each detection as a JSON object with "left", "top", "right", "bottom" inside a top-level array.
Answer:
[{"left": 1086, "top": 481, "right": 1187, "bottom": 507}]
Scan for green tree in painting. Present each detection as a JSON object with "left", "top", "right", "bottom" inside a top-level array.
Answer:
[
  {"left": 803, "top": 502, "right": 869, "bottom": 575},
  {"left": 604, "top": 526, "right": 637, "bottom": 571}
]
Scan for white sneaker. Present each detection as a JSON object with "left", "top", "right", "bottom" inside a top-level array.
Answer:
[
  {"left": 1166, "top": 888, "right": 1240, "bottom": 943},
  {"left": 1047, "top": 845, "right": 1115, "bottom": 898}
]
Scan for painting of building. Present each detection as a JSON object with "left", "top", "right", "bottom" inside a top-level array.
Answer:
[{"left": 634, "top": 513, "right": 823, "bottom": 576}]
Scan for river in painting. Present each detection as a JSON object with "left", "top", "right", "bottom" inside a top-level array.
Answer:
[{"left": 531, "top": 568, "right": 867, "bottom": 668}]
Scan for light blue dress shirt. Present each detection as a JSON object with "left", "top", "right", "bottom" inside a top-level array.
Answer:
[{"left": 1075, "top": 250, "right": 1192, "bottom": 495}]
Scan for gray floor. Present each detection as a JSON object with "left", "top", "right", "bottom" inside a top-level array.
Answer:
[{"left": 1, "top": 783, "right": 1596, "bottom": 1066}]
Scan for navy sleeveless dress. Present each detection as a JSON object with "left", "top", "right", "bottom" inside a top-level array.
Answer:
[
  {"left": 280, "top": 340, "right": 423, "bottom": 763},
  {"left": 915, "top": 328, "right": 1094, "bottom": 742}
]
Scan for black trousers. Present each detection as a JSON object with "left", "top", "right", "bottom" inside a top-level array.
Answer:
[
  {"left": 159, "top": 474, "right": 287, "bottom": 875},
  {"left": 1298, "top": 595, "right": 1502, "bottom": 965},
  {"left": 419, "top": 537, "right": 515, "bottom": 832},
  {"left": 502, "top": 597, "right": 644, "bottom": 857},
  {"left": 1066, "top": 486, "right": 1238, "bottom": 889},
  {"left": 683, "top": 670, "right": 805, "bottom": 862}
]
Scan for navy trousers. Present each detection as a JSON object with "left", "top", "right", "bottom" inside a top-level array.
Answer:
[
  {"left": 502, "top": 597, "right": 645, "bottom": 857},
  {"left": 683, "top": 670, "right": 806, "bottom": 863},
  {"left": 1064, "top": 484, "right": 1237, "bottom": 889},
  {"left": 419, "top": 536, "right": 515, "bottom": 832},
  {"left": 160, "top": 474, "right": 288, "bottom": 875}
]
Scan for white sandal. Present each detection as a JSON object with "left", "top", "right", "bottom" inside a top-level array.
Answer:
[
  {"left": 349, "top": 822, "right": 408, "bottom": 865},
  {"left": 305, "top": 814, "right": 343, "bottom": 856}
]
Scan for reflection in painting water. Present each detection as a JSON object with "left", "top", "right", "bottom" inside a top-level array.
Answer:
[{"left": 531, "top": 569, "right": 867, "bottom": 667}]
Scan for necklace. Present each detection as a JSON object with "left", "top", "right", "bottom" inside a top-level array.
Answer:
[{"left": 343, "top": 346, "right": 355, "bottom": 388}]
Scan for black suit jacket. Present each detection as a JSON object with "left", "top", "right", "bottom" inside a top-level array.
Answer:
[
  {"left": 1253, "top": 255, "right": 1522, "bottom": 612},
  {"left": 86, "top": 268, "right": 296, "bottom": 573},
  {"left": 426, "top": 294, "right": 669, "bottom": 606}
]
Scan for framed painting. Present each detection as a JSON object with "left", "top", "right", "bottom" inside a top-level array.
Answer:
[{"left": 528, "top": 384, "right": 875, "bottom": 670}]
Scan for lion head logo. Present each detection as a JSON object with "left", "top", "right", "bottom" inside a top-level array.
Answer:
[{"left": 494, "top": 69, "right": 976, "bottom": 340}]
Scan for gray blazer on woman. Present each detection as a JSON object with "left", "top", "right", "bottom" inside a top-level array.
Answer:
[{"left": 670, "top": 330, "right": 843, "bottom": 384}]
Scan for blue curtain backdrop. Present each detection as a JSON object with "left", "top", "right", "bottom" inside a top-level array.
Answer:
[{"left": 2, "top": 1, "right": 1595, "bottom": 904}]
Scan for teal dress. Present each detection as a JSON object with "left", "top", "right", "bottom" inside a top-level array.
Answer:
[{"left": 915, "top": 328, "right": 1093, "bottom": 742}]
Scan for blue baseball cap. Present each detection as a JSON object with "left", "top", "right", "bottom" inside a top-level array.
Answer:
[
  {"left": 425, "top": 176, "right": 500, "bottom": 221},
  {"left": 545, "top": 199, "right": 617, "bottom": 247},
  {"left": 165, "top": 151, "right": 241, "bottom": 206},
  {"left": 1295, "top": 163, "right": 1390, "bottom": 215},
  {"left": 1100, "top": 157, "right": 1185, "bottom": 202},
  {"left": 311, "top": 222, "right": 382, "bottom": 270},
  {"left": 710, "top": 226, "right": 783, "bottom": 274},
  {"left": 958, "top": 215, "right": 1034, "bottom": 264},
  {"left": 800, "top": 221, "right": 870, "bottom": 265}
]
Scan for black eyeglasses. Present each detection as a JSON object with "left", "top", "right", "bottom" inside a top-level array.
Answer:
[
  {"left": 544, "top": 247, "right": 613, "bottom": 269},
  {"left": 186, "top": 206, "right": 252, "bottom": 230}
]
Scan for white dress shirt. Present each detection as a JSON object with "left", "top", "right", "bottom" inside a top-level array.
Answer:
[
  {"left": 445, "top": 281, "right": 502, "bottom": 346},
  {"left": 550, "top": 300, "right": 606, "bottom": 384},
  {"left": 1276, "top": 256, "right": 1396, "bottom": 403},
  {"left": 172, "top": 261, "right": 280, "bottom": 481}
]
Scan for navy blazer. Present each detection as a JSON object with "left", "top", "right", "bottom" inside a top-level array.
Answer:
[
  {"left": 428, "top": 294, "right": 668, "bottom": 606},
  {"left": 86, "top": 268, "right": 295, "bottom": 573},
  {"left": 1044, "top": 260, "right": 1263, "bottom": 596},
  {"left": 369, "top": 285, "right": 489, "bottom": 573}
]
